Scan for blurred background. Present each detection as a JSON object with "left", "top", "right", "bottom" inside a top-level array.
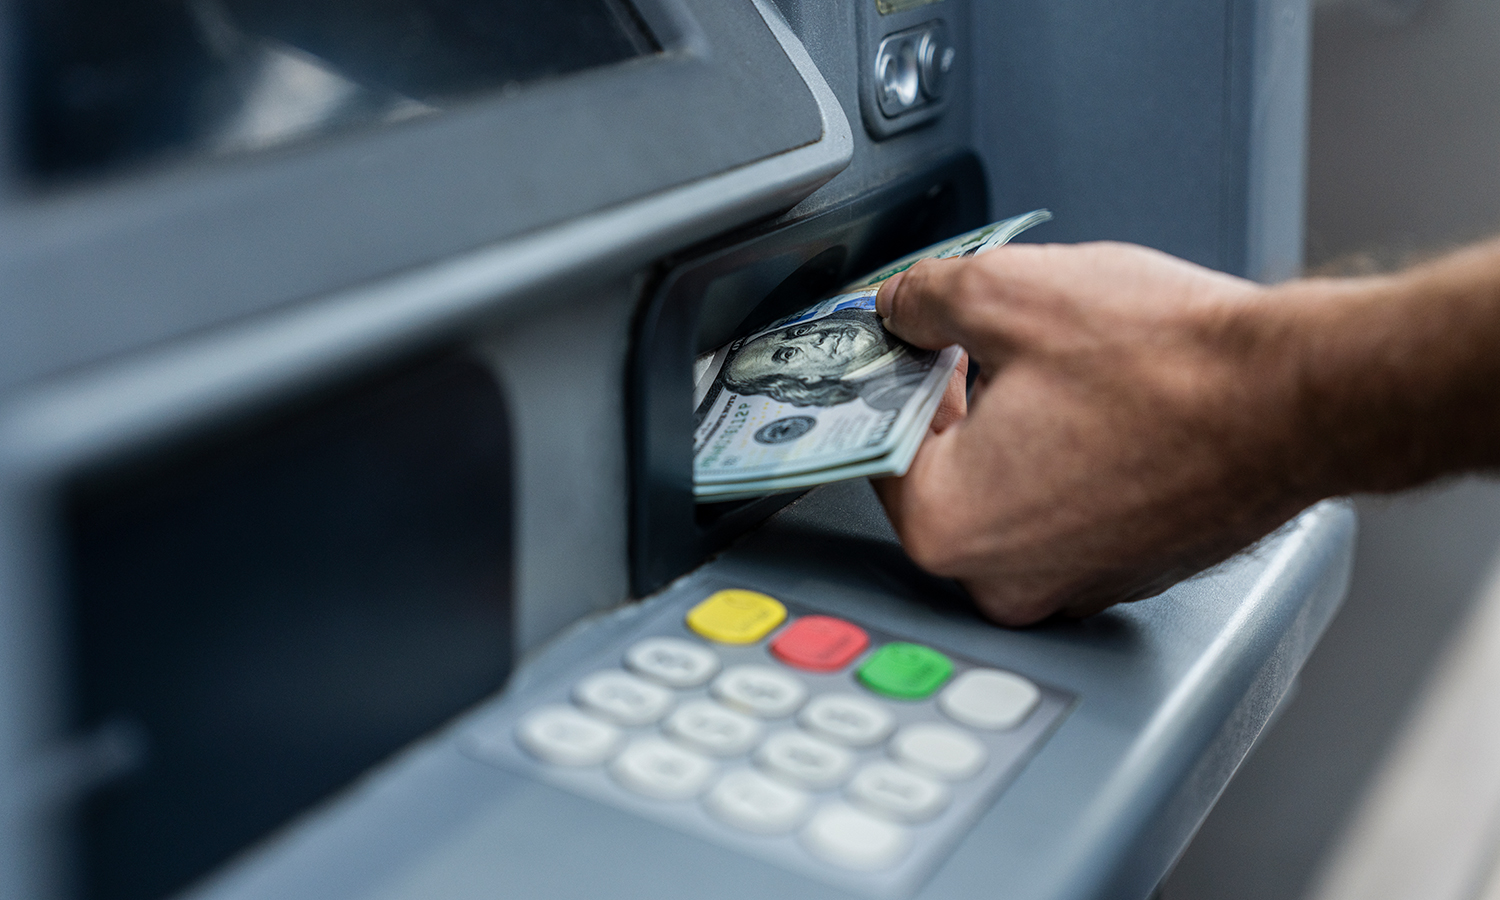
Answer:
[{"left": 1163, "top": 0, "right": 1500, "bottom": 897}]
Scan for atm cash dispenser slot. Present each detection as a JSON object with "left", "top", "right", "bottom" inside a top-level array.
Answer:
[{"left": 630, "top": 153, "right": 988, "bottom": 596}]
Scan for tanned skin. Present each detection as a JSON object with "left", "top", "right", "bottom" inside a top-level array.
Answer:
[{"left": 871, "top": 239, "right": 1500, "bottom": 626}]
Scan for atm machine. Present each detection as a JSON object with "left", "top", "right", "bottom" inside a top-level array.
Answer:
[{"left": 0, "top": 1, "right": 1349, "bottom": 899}]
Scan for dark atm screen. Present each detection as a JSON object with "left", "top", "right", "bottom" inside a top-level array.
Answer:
[
  {"left": 64, "top": 354, "right": 513, "bottom": 900},
  {"left": 20, "top": 0, "right": 660, "bottom": 181}
]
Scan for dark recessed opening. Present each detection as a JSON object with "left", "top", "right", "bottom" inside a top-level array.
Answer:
[{"left": 63, "top": 351, "right": 513, "bottom": 900}]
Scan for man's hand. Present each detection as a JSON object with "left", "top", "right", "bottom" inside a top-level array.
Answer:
[{"left": 873, "top": 242, "right": 1321, "bottom": 626}]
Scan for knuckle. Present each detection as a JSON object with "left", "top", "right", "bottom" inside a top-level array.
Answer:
[
  {"left": 970, "top": 574, "right": 1076, "bottom": 627},
  {"left": 903, "top": 256, "right": 942, "bottom": 285},
  {"left": 894, "top": 260, "right": 940, "bottom": 314},
  {"left": 973, "top": 590, "right": 1056, "bottom": 628},
  {"left": 894, "top": 488, "right": 973, "bottom": 576},
  {"left": 952, "top": 262, "right": 995, "bottom": 301},
  {"left": 886, "top": 260, "right": 962, "bottom": 345},
  {"left": 903, "top": 530, "right": 965, "bottom": 577},
  {"left": 946, "top": 265, "right": 1002, "bottom": 335}
]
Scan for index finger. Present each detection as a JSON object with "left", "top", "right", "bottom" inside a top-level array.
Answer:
[{"left": 874, "top": 257, "right": 977, "bottom": 351}]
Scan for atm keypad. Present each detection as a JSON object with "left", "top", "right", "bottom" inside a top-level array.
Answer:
[{"left": 466, "top": 588, "right": 1073, "bottom": 897}]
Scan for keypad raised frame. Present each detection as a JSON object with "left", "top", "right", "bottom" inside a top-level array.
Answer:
[{"left": 462, "top": 583, "right": 1075, "bottom": 899}]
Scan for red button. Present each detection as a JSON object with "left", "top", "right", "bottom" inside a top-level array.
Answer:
[{"left": 770, "top": 616, "right": 869, "bottom": 672}]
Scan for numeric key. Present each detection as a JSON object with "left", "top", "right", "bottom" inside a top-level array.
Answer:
[
  {"left": 756, "top": 730, "right": 854, "bottom": 791},
  {"left": 889, "top": 723, "right": 987, "bottom": 781},
  {"left": 705, "top": 769, "right": 811, "bottom": 834},
  {"left": 798, "top": 693, "right": 894, "bottom": 747},
  {"left": 711, "top": 665, "right": 808, "bottom": 718},
  {"left": 801, "top": 803, "right": 911, "bottom": 871},
  {"left": 664, "top": 700, "right": 762, "bottom": 757},
  {"left": 846, "top": 761, "right": 949, "bottom": 822},
  {"left": 609, "top": 737, "right": 715, "bottom": 800},
  {"left": 573, "top": 670, "right": 674, "bottom": 727},
  {"left": 509, "top": 705, "right": 623, "bottom": 767},
  {"left": 938, "top": 668, "right": 1040, "bottom": 730},
  {"left": 625, "top": 637, "right": 720, "bottom": 688}
]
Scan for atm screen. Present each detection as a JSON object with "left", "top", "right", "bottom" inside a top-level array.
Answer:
[
  {"left": 63, "top": 354, "right": 513, "bottom": 900},
  {"left": 19, "top": 0, "right": 660, "bottom": 182}
]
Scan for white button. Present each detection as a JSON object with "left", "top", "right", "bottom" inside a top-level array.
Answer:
[
  {"left": 756, "top": 730, "right": 854, "bottom": 791},
  {"left": 705, "top": 769, "right": 811, "bottom": 835},
  {"left": 573, "top": 670, "right": 674, "bottom": 727},
  {"left": 889, "top": 723, "right": 988, "bottom": 781},
  {"left": 663, "top": 700, "right": 763, "bottom": 757},
  {"left": 801, "top": 803, "right": 911, "bottom": 871},
  {"left": 624, "top": 637, "right": 721, "bottom": 688},
  {"left": 798, "top": 693, "right": 895, "bottom": 747},
  {"left": 846, "top": 761, "right": 949, "bottom": 823},
  {"left": 938, "top": 668, "right": 1041, "bottom": 730},
  {"left": 510, "top": 705, "right": 623, "bottom": 767},
  {"left": 609, "top": 736, "right": 715, "bottom": 800},
  {"left": 711, "top": 665, "right": 808, "bottom": 718}
]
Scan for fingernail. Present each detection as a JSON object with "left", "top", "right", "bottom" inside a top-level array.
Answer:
[{"left": 876, "top": 271, "right": 904, "bottom": 318}]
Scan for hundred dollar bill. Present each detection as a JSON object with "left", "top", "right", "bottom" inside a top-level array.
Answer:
[
  {"left": 841, "top": 208, "right": 1054, "bottom": 290},
  {"left": 692, "top": 210, "right": 1051, "bottom": 500},
  {"left": 692, "top": 357, "right": 952, "bottom": 502},
  {"left": 693, "top": 288, "right": 962, "bottom": 487}
]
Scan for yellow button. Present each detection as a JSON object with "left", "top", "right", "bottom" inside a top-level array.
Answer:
[{"left": 686, "top": 590, "right": 787, "bottom": 644}]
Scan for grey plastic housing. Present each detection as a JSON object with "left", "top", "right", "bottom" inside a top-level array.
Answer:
[
  {"left": 0, "top": 0, "right": 1335, "bottom": 897},
  {"left": 0, "top": 4, "right": 852, "bottom": 899},
  {"left": 970, "top": 0, "right": 1310, "bottom": 283},
  {"left": 154, "top": 484, "right": 1352, "bottom": 900},
  {"left": 0, "top": 0, "right": 822, "bottom": 392}
]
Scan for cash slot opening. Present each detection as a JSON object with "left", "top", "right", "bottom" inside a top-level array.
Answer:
[{"left": 629, "top": 152, "right": 988, "bottom": 597}]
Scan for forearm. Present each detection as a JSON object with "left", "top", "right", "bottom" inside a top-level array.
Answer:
[
  {"left": 873, "top": 237, "right": 1500, "bottom": 624},
  {"left": 1259, "top": 238, "right": 1500, "bottom": 498}
]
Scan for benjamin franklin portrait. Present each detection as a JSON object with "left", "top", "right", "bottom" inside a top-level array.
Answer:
[{"left": 719, "top": 308, "right": 935, "bottom": 409}]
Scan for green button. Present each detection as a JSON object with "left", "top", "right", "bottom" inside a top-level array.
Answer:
[{"left": 857, "top": 643, "right": 954, "bottom": 700}]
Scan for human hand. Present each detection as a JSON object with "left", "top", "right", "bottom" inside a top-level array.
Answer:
[{"left": 873, "top": 241, "right": 1319, "bottom": 625}]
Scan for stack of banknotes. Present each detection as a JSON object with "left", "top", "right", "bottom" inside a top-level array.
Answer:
[{"left": 692, "top": 210, "right": 1052, "bottom": 502}]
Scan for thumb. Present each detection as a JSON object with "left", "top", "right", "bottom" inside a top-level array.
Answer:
[{"left": 875, "top": 257, "right": 986, "bottom": 352}]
